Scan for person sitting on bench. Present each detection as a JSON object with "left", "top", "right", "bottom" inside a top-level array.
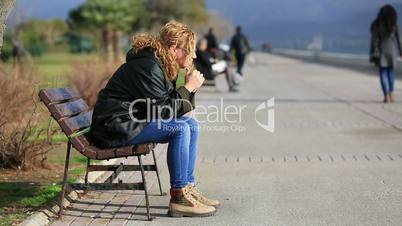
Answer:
[
  {"left": 194, "top": 38, "right": 239, "bottom": 92},
  {"left": 89, "top": 21, "right": 219, "bottom": 217}
]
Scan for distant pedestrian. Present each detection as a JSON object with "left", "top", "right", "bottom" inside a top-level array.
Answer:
[
  {"left": 370, "top": 4, "right": 402, "bottom": 103},
  {"left": 195, "top": 38, "right": 238, "bottom": 92},
  {"left": 204, "top": 27, "right": 219, "bottom": 55},
  {"left": 230, "top": 26, "right": 250, "bottom": 76}
]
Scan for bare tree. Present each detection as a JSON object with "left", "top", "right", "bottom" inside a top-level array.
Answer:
[{"left": 0, "top": 0, "right": 16, "bottom": 55}]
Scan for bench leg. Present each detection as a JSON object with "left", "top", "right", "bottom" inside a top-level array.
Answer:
[
  {"left": 84, "top": 158, "right": 90, "bottom": 185},
  {"left": 59, "top": 141, "right": 72, "bottom": 218},
  {"left": 137, "top": 155, "right": 153, "bottom": 221},
  {"left": 151, "top": 149, "right": 165, "bottom": 196}
]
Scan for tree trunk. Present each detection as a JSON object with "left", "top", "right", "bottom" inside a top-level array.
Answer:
[
  {"left": 0, "top": 0, "right": 16, "bottom": 56},
  {"left": 113, "top": 30, "right": 123, "bottom": 63},
  {"left": 102, "top": 27, "right": 113, "bottom": 64}
]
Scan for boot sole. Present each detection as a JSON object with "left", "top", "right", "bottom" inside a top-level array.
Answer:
[{"left": 168, "top": 209, "right": 216, "bottom": 218}]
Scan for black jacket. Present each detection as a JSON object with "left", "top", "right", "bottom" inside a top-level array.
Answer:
[
  {"left": 194, "top": 49, "right": 215, "bottom": 80},
  {"left": 89, "top": 48, "right": 195, "bottom": 149},
  {"left": 370, "top": 20, "right": 402, "bottom": 67},
  {"left": 230, "top": 33, "right": 250, "bottom": 56},
  {"left": 205, "top": 33, "right": 218, "bottom": 50}
]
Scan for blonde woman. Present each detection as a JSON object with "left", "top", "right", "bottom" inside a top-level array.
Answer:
[{"left": 89, "top": 21, "right": 218, "bottom": 217}]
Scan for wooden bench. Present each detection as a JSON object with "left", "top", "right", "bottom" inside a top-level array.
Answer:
[
  {"left": 203, "top": 79, "right": 216, "bottom": 87},
  {"left": 39, "top": 87, "right": 165, "bottom": 221}
]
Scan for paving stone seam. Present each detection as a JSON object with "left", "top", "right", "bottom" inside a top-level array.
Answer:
[{"left": 197, "top": 153, "right": 402, "bottom": 163}]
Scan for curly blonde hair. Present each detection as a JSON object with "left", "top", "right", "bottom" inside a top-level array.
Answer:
[{"left": 131, "top": 20, "right": 196, "bottom": 81}]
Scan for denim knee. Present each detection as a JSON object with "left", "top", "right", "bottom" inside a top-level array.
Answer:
[
  {"left": 180, "top": 117, "right": 199, "bottom": 133},
  {"left": 165, "top": 121, "right": 190, "bottom": 137}
]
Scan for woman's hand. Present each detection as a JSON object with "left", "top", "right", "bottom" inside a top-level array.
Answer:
[{"left": 184, "top": 69, "right": 204, "bottom": 92}]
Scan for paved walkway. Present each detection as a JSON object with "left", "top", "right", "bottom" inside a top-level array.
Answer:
[{"left": 51, "top": 53, "right": 402, "bottom": 226}]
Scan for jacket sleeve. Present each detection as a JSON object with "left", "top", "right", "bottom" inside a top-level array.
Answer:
[
  {"left": 396, "top": 25, "right": 402, "bottom": 56},
  {"left": 244, "top": 35, "right": 251, "bottom": 52},
  {"left": 176, "top": 86, "right": 194, "bottom": 113},
  {"left": 189, "top": 91, "right": 196, "bottom": 107},
  {"left": 136, "top": 63, "right": 194, "bottom": 119},
  {"left": 369, "top": 32, "right": 375, "bottom": 55}
]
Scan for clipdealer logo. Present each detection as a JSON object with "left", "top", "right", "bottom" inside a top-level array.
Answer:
[
  {"left": 254, "top": 97, "right": 275, "bottom": 132},
  {"left": 127, "top": 97, "right": 275, "bottom": 133}
]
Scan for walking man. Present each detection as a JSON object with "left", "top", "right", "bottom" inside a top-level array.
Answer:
[{"left": 230, "top": 26, "right": 250, "bottom": 76}]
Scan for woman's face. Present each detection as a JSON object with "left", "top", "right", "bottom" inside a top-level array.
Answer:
[{"left": 172, "top": 41, "right": 196, "bottom": 69}]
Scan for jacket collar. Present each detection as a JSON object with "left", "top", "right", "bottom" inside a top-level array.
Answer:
[{"left": 126, "top": 47, "right": 156, "bottom": 62}]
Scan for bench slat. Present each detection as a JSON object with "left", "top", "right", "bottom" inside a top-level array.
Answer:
[
  {"left": 82, "top": 147, "right": 98, "bottom": 159},
  {"left": 70, "top": 135, "right": 154, "bottom": 160},
  {"left": 95, "top": 147, "right": 117, "bottom": 160},
  {"left": 135, "top": 143, "right": 155, "bottom": 155},
  {"left": 203, "top": 80, "right": 216, "bottom": 86},
  {"left": 49, "top": 99, "right": 89, "bottom": 120},
  {"left": 115, "top": 146, "right": 135, "bottom": 157},
  {"left": 59, "top": 111, "right": 92, "bottom": 136},
  {"left": 70, "top": 135, "right": 90, "bottom": 153},
  {"left": 39, "top": 87, "right": 80, "bottom": 105}
]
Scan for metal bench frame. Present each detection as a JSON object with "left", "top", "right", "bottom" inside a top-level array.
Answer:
[{"left": 39, "top": 87, "right": 165, "bottom": 221}]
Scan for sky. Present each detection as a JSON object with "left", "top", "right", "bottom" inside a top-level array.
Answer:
[
  {"left": 14, "top": 0, "right": 402, "bottom": 22},
  {"left": 208, "top": 0, "right": 402, "bottom": 24},
  {"left": 9, "top": 0, "right": 402, "bottom": 52},
  {"left": 13, "top": 0, "right": 85, "bottom": 19}
]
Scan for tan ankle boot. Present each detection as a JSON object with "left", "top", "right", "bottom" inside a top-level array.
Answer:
[
  {"left": 187, "top": 184, "right": 220, "bottom": 208},
  {"left": 168, "top": 186, "right": 216, "bottom": 217}
]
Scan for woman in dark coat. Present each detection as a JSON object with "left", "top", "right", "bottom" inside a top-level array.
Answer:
[
  {"left": 370, "top": 4, "right": 402, "bottom": 103},
  {"left": 89, "top": 21, "right": 219, "bottom": 217},
  {"left": 195, "top": 38, "right": 238, "bottom": 92}
]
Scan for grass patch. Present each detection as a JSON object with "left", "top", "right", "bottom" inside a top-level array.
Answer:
[
  {"left": 0, "top": 182, "right": 62, "bottom": 226},
  {"left": 2, "top": 51, "right": 96, "bottom": 87},
  {"left": 48, "top": 150, "right": 100, "bottom": 165},
  {"left": 0, "top": 209, "right": 27, "bottom": 226},
  {"left": 32, "top": 51, "right": 95, "bottom": 87},
  {"left": 0, "top": 183, "right": 61, "bottom": 208},
  {"left": 34, "top": 52, "right": 95, "bottom": 78},
  {"left": 26, "top": 133, "right": 68, "bottom": 144}
]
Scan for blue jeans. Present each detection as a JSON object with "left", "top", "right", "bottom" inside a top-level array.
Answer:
[
  {"left": 379, "top": 67, "right": 395, "bottom": 96},
  {"left": 126, "top": 116, "right": 199, "bottom": 188}
]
